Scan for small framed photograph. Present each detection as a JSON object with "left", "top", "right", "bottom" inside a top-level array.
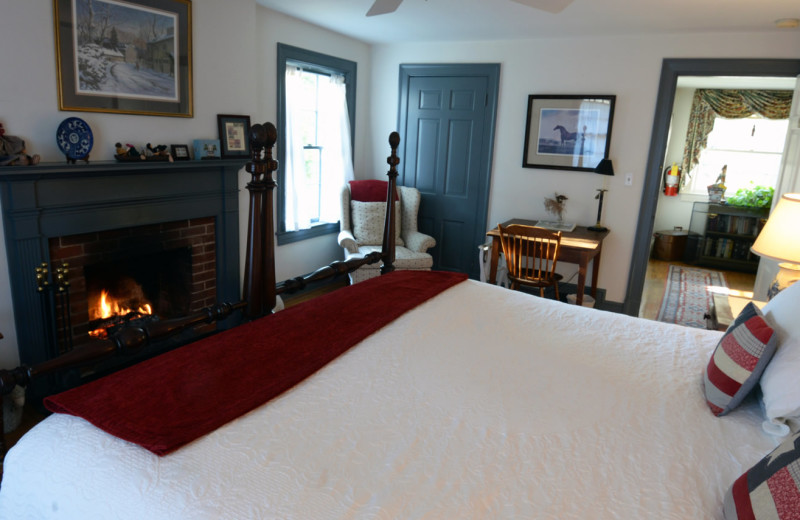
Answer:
[
  {"left": 522, "top": 94, "right": 616, "bottom": 172},
  {"left": 193, "top": 139, "right": 221, "bottom": 160},
  {"left": 216, "top": 114, "right": 251, "bottom": 158},
  {"left": 170, "top": 144, "right": 190, "bottom": 160}
]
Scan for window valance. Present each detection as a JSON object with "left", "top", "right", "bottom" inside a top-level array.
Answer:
[{"left": 680, "top": 89, "right": 793, "bottom": 184}]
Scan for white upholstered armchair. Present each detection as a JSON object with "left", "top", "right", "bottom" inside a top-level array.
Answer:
[{"left": 338, "top": 180, "right": 435, "bottom": 284}]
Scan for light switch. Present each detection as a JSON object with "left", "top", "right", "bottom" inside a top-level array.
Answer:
[{"left": 625, "top": 173, "right": 633, "bottom": 186}]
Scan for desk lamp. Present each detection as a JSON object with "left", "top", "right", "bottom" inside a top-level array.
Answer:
[
  {"left": 751, "top": 193, "right": 800, "bottom": 299},
  {"left": 588, "top": 158, "right": 614, "bottom": 232}
]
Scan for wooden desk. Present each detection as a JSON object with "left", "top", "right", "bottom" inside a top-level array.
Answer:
[{"left": 486, "top": 219, "right": 610, "bottom": 306}]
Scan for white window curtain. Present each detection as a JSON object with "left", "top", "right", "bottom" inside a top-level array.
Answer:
[{"left": 284, "top": 67, "right": 355, "bottom": 232}]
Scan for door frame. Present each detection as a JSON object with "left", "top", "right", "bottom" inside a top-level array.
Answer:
[
  {"left": 397, "top": 63, "right": 500, "bottom": 277},
  {"left": 623, "top": 58, "right": 800, "bottom": 316}
]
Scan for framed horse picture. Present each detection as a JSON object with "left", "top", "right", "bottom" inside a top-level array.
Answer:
[{"left": 522, "top": 95, "right": 616, "bottom": 172}]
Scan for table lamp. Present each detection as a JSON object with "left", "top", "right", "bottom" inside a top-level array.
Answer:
[
  {"left": 750, "top": 193, "right": 800, "bottom": 299},
  {"left": 588, "top": 158, "right": 614, "bottom": 232}
]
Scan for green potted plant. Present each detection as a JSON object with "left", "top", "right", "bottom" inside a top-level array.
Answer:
[{"left": 725, "top": 183, "right": 774, "bottom": 209}]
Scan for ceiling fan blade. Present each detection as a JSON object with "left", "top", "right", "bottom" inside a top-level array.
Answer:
[
  {"left": 507, "top": 0, "right": 574, "bottom": 14},
  {"left": 366, "top": 0, "right": 403, "bottom": 17}
]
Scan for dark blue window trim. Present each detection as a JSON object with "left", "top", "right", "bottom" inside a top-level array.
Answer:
[{"left": 276, "top": 43, "right": 357, "bottom": 246}]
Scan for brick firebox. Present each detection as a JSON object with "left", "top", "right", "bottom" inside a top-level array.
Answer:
[{"left": 48, "top": 217, "right": 217, "bottom": 349}]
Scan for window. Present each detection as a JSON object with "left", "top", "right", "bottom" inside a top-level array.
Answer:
[
  {"left": 687, "top": 115, "right": 788, "bottom": 196},
  {"left": 276, "top": 44, "right": 357, "bottom": 245}
]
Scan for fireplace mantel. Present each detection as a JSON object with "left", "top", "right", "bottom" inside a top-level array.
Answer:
[{"left": 1, "top": 160, "right": 245, "bottom": 372}]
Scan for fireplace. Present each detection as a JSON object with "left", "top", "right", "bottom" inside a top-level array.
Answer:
[
  {"left": 1, "top": 160, "right": 244, "bottom": 394},
  {"left": 48, "top": 217, "right": 217, "bottom": 349}
]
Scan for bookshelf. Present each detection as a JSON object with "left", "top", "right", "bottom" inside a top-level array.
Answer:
[{"left": 688, "top": 202, "right": 768, "bottom": 272}]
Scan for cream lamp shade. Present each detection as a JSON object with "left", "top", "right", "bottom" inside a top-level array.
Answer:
[{"left": 751, "top": 193, "right": 800, "bottom": 298}]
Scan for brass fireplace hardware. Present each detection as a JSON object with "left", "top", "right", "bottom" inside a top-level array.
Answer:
[{"left": 35, "top": 262, "right": 73, "bottom": 356}]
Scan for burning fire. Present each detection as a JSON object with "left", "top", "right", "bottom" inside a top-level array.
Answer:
[{"left": 88, "top": 290, "right": 153, "bottom": 338}]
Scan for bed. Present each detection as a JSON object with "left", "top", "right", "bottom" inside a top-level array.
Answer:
[{"left": 1, "top": 124, "right": 799, "bottom": 519}]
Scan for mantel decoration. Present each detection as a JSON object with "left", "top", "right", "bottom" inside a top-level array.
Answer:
[
  {"left": 193, "top": 139, "right": 221, "bottom": 160},
  {"left": 56, "top": 117, "right": 93, "bottom": 164},
  {"left": 523, "top": 94, "right": 616, "bottom": 172},
  {"left": 217, "top": 114, "right": 251, "bottom": 158},
  {"left": 114, "top": 142, "right": 172, "bottom": 162},
  {"left": 53, "top": 0, "right": 193, "bottom": 117}
]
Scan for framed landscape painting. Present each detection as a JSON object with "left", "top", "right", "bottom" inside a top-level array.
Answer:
[
  {"left": 54, "top": 0, "right": 193, "bottom": 117},
  {"left": 522, "top": 95, "right": 616, "bottom": 172}
]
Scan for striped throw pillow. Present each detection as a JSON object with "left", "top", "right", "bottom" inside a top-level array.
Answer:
[
  {"left": 703, "top": 302, "right": 777, "bottom": 416},
  {"left": 723, "top": 431, "right": 800, "bottom": 519}
]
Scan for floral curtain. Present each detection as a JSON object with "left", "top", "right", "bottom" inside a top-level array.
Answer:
[{"left": 680, "top": 89, "right": 793, "bottom": 186}]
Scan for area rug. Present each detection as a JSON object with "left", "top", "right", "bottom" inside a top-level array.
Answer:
[{"left": 656, "top": 265, "right": 728, "bottom": 329}]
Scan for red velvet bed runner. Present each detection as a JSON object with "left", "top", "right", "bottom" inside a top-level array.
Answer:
[{"left": 45, "top": 270, "right": 467, "bottom": 456}]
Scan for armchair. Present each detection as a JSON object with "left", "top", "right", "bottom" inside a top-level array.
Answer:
[{"left": 338, "top": 180, "right": 435, "bottom": 284}]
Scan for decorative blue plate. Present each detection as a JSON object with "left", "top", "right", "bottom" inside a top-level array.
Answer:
[{"left": 56, "top": 117, "right": 93, "bottom": 160}]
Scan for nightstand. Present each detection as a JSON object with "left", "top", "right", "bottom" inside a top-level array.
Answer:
[{"left": 712, "top": 292, "right": 766, "bottom": 331}]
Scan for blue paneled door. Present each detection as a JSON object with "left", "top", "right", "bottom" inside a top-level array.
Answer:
[{"left": 398, "top": 64, "right": 499, "bottom": 279}]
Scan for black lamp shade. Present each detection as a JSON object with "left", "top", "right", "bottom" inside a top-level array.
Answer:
[{"left": 594, "top": 158, "right": 614, "bottom": 176}]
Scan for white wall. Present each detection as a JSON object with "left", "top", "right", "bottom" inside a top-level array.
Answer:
[{"left": 368, "top": 31, "right": 800, "bottom": 304}]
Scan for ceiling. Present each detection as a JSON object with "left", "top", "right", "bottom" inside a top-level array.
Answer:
[{"left": 255, "top": 0, "right": 800, "bottom": 44}]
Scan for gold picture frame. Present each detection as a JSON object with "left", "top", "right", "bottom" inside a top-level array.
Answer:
[{"left": 54, "top": 0, "right": 193, "bottom": 117}]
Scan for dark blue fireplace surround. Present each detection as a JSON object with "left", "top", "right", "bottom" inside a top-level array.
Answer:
[{"left": 0, "top": 160, "right": 245, "bottom": 379}]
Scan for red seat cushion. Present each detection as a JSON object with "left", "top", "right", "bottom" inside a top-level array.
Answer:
[{"left": 349, "top": 180, "right": 398, "bottom": 202}]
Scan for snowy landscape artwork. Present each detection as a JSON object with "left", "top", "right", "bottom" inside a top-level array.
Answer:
[
  {"left": 55, "top": 0, "right": 191, "bottom": 116},
  {"left": 73, "top": 0, "right": 178, "bottom": 101}
]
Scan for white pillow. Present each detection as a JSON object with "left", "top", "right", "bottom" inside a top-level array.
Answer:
[
  {"left": 350, "top": 201, "right": 403, "bottom": 246},
  {"left": 760, "top": 337, "right": 800, "bottom": 434},
  {"left": 759, "top": 280, "right": 800, "bottom": 434}
]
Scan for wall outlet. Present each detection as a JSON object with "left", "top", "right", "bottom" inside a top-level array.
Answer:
[{"left": 625, "top": 173, "right": 633, "bottom": 186}]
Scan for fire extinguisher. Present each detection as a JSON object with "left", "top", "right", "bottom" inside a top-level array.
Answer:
[{"left": 663, "top": 163, "right": 681, "bottom": 196}]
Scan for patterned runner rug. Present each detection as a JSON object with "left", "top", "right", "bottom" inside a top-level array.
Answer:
[{"left": 656, "top": 265, "right": 728, "bottom": 329}]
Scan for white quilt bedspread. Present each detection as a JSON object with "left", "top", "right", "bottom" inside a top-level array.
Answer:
[{"left": 0, "top": 280, "right": 780, "bottom": 519}]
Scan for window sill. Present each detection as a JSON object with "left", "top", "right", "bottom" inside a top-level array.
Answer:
[
  {"left": 679, "top": 192, "right": 710, "bottom": 203},
  {"left": 276, "top": 221, "right": 340, "bottom": 246}
]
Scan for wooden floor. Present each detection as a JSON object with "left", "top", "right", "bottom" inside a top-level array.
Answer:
[{"left": 638, "top": 258, "right": 756, "bottom": 321}]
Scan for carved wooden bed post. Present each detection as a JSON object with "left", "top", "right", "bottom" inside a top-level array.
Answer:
[
  {"left": 242, "top": 123, "right": 278, "bottom": 319},
  {"left": 381, "top": 132, "right": 400, "bottom": 276}
]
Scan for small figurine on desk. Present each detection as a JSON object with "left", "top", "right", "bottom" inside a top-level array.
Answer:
[{"left": 0, "top": 123, "right": 40, "bottom": 166}]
